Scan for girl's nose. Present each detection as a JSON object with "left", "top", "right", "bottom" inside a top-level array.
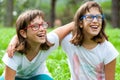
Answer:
[
  {"left": 40, "top": 26, "right": 44, "bottom": 30},
  {"left": 39, "top": 25, "right": 46, "bottom": 31},
  {"left": 92, "top": 17, "right": 98, "bottom": 22}
]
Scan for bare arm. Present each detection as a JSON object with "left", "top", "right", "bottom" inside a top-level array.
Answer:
[
  {"left": 4, "top": 66, "right": 16, "bottom": 80},
  {"left": 52, "top": 22, "right": 74, "bottom": 43},
  {"left": 105, "top": 59, "right": 116, "bottom": 80},
  {"left": 6, "top": 35, "right": 19, "bottom": 57}
]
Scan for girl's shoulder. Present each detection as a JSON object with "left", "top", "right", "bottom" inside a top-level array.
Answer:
[
  {"left": 100, "top": 40, "right": 113, "bottom": 47},
  {"left": 2, "top": 52, "right": 23, "bottom": 71},
  {"left": 47, "top": 32, "right": 59, "bottom": 43},
  {"left": 62, "top": 33, "right": 72, "bottom": 41},
  {"left": 3, "top": 51, "right": 23, "bottom": 60},
  {"left": 9, "top": 52, "right": 23, "bottom": 64},
  {"left": 13, "top": 51, "right": 23, "bottom": 58},
  {"left": 99, "top": 40, "right": 118, "bottom": 53}
]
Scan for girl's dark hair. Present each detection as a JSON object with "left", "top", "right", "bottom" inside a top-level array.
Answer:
[
  {"left": 16, "top": 9, "right": 53, "bottom": 54},
  {"left": 70, "top": 1, "right": 108, "bottom": 46}
]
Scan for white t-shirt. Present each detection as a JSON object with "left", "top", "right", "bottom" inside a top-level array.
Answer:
[
  {"left": 2, "top": 32, "right": 59, "bottom": 79},
  {"left": 61, "top": 33, "right": 119, "bottom": 80}
]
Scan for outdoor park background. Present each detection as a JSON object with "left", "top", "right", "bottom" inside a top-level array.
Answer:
[{"left": 0, "top": 0, "right": 120, "bottom": 80}]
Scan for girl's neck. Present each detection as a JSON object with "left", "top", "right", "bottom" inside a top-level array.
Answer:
[
  {"left": 25, "top": 44, "right": 40, "bottom": 61},
  {"left": 82, "top": 39, "right": 98, "bottom": 50}
]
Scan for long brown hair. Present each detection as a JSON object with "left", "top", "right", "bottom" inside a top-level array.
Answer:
[
  {"left": 70, "top": 1, "right": 108, "bottom": 46},
  {"left": 15, "top": 9, "right": 53, "bottom": 54}
]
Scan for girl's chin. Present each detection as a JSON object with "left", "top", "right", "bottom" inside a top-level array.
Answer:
[
  {"left": 40, "top": 40, "right": 46, "bottom": 43},
  {"left": 90, "top": 32, "right": 99, "bottom": 36}
]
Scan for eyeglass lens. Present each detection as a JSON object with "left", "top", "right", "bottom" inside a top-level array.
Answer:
[
  {"left": 80, "top": 14, "right": 104, "bottom": 21},
  {"left": 32, "top": 23, "right": 48, "bottom": 31}
]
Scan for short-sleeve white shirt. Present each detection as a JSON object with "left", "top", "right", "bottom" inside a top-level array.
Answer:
[
  {"left": 61, "top": 33, "right": 119, "bottom": 80},
  {"left": 2, "top": 32, "right": 59, "bottom": 79}
]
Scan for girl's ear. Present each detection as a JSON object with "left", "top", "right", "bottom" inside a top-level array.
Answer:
[
  {"left": 19, "top": 30, "right": 27, "bottom": 38},
  {"left": 79, "top": 21, "right": 83, "bottom": 28}
]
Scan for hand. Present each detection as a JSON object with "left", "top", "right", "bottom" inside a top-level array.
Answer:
[
  {"left": 6, "top": 35, "right": 19, "bottom": 58},
  {"left": 6, "top": 42, "right": 24, "bottom": 58},
  {"left": 6, "top": 44, "right": 16, "bottom": 58}
]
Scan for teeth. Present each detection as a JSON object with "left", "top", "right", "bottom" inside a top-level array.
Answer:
[
  {"left": 37, "top": 34, "right": 45, "bottom": 37},
  {"left": 91, "top": 26, "right": 98, "bottom": 29},
  {"left": 91, "top": 26, "right": 97, "bottom": 28}
]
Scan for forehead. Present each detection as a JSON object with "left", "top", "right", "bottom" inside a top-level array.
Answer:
[
  {"left": 33, "top": 16, "right": 43, "bottom": 20},
  {"left": 31, "top": 16, "right": 44, "bottom": 23},
  {"left": 85, "top": 7, "right": 101, "bottom": 15}
]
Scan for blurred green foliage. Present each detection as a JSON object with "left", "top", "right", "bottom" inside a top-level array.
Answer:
[{"left": 0, "top": 0, "right": 112, "bottom": 25}]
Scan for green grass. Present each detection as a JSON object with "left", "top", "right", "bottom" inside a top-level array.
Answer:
[
  {"left": 0, "top": 26, "right": 120, "bottom": 80},
  {"left": 0, "top": 27, "right": 16, "bottom": 74},
  {"left": 105, "top": 28, "right": 120, "bottom": 79}
]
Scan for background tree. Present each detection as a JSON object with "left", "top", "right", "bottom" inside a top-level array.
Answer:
[
  {"left": 4, "top": 0, "right": 14, "bottom": 27},
  {"left": 60, "top": 0, "right": 81, "bottom": 24},
  {"left": 111, "top": 0, "right": 120, "bottom": 28},
  {"left": 0, "top": 0, "right": 120, "bottom": 28},
  {"left": 50, "top": 0, "right": 57, "bottom": 27}
]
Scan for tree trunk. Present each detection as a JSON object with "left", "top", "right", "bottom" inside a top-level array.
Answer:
[
  {"left": 111, "top": 0, "right": 120, "bottom": 28},
  {"left": 50, "top": 0, "right": 56, "bottom": 28},
  {"left": 4, "top": 0, "right": 14, "bottom": 27}
]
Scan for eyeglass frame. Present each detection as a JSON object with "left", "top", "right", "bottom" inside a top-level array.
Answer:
[
  {"left": 80, "top": 14, "right": 104, "bottom": 22},
  {"left": 24, "top": 22, "right": 49, "bottom": 31}
]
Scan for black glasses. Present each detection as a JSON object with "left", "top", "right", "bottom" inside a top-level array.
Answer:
[
  {"left": 80, "top": 14, "right": 104, "bottom": 22},
  {"left": 26, "top": 22, "right": 49, "bottom": 31}
]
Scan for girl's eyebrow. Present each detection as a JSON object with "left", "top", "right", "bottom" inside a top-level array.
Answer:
[{"left": 30, "top": 21, "right": 40, "bottom": 24}]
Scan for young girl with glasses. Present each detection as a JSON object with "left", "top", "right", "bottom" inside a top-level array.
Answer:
[
  {"left": 0, "top": 9, "right": 73, "bottom": 80},
  {"left": 61, "top": 1, "right": 119, "bottom": 80}
]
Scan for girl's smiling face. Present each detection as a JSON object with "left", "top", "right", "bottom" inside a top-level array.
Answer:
[
  {"left": 81, "top": 7, "right": 102, "bottom": 39},
  {"left": 22, "top": 16, "right": 47, "bottom": 45}
]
